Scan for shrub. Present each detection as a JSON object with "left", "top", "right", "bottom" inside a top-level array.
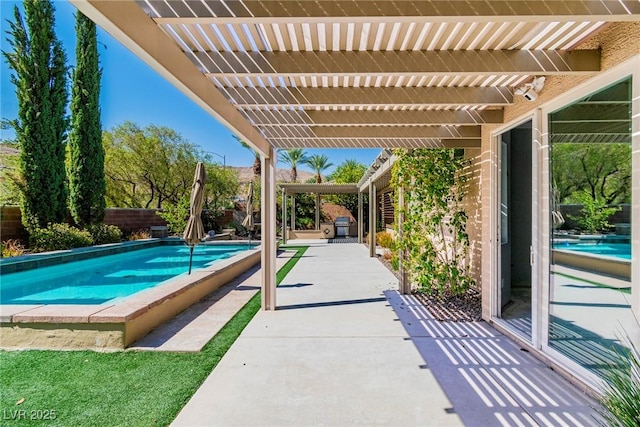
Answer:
[
  {"left": 366, "top": 231, "right": 394, "bottom": 248},
  {"left": 568, "top": 191, "right": 621, "bottom": 234},
  {"left": 598, "top": 338, "right": 640, "bottom": 426},
  {"left": 1, "top": 239, "right": 26, "bottom": 258},
  {"left": 390, "top": 252, "right": 399, "bottom": 271},
  {"left": 157, "top": 196, "right": 189, "bottom": 234},
  {"left": 29, "top": 223, "right": 93, "bottom": 252},
  {"left": 202, "top": 210, "right": 222, "bottom": 233},
  {"left": 228, "top": 220, "right": 247, "bottom": 237},
  {"left": 86, "top": 223, "right": 122, "bottom": 245},
  {"left": 376, "top": 231, "right": 394, "bottom": 249},
  {"left": 129, "top": 229, "right": 152, "bottom": 241},
  {"left": 392, "top": 148, "right": 474, "bottom": 296},
  {"left": 297, "top": 217, "right": 314, "bottom": 230}
]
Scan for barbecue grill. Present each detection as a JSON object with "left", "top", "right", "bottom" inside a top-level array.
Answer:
[{"left": 334, "top": 216, "right": 351, "bottom": 237}]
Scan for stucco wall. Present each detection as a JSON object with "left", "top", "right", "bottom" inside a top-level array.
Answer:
[
  {"left": 480, "top": 22, "right": 640, "bottom": 320},
  {"left": 503, "top": 22, "right": 640, "bottom": 123},
  {"left": 462, "top": 149, "right": 482, "bottom": 287}
]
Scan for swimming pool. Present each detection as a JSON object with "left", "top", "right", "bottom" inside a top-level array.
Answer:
[
  {"left": 552, "top": 242, "right": 631, "bottom": 260},
  {"left": 1, "top": 244, "right": 253, "bottom": 305}
]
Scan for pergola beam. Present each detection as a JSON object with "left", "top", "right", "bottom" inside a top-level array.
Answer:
[
  {"left": 200, "top": 50, "right": 600, "bottom": 76},
  {"left": 552, "top": 103, "right": 631, "bottom": 122},
  {"left": 280, "top": 183, "right": 359, "bottom": 194},
  {"left": 264, "top": 126, "right": 481, "bottom": 139},
  {"left": 225, "top": 86, "right": 513, "bottom": 108},
  {"left": 443, "top": 139, "right": 481, "bottom": 149},
  {"left": 227, "top": 86, "right": 514, "bottom": 107},
  {"left": 248, "top": 109, "right": 504, "bottom": 126},
  {"left": 270, "top": 138, "right": 479, "bottom": 149},
  {"left": 550, "top": 121, "right": 631, "bottom": 135},
  {"left": 150, "top": 1, "right": 640, "bottom": 23}
]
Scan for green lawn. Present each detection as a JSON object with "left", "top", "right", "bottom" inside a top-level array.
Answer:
[{"left": 0, "top": 246, "right": 307, "bottom": 426}]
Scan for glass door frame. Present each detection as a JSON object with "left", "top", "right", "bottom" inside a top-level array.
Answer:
[
  {"left": 490, "top": 113, "right": 541, "bottom": 348},
  {"left": 539, "top": 55, "right": 640, "bottom": 389}
]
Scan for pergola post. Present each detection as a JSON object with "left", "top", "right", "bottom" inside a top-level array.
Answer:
[
  {"left": 281, "top": 187, "right": 287, "bottom": 245},
  {"left": 369, "top": 180, "right": 377, "bottom": 258},
  {"left": 315, "top": 193, "right": 321, "bottom": 230},
  {"left": 398, "top": 185, "right": 410, "bottom": 294},
  {"left": 261, "top": 147, "right": 277, "bottom": 310},
  {"left": 290, "top": 194, "right": 296, "bottom": 232},
  {"left": 357, "top": 191, "right": 363, "bottom": 244}
]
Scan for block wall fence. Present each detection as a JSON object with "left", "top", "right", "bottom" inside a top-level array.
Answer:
[
  {"left": 0, "top": 207, "right": 241, "bottom": 242},
  {"left": 0, "top": 206, "right": 168, "bottom": 241}
]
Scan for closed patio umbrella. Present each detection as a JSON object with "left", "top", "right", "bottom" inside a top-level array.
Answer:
[
  {"left": 183, "top": 161, "right": 207, "bottom": 274},
  {"left": 242, "top": 181, "right": 255, "bottom": 246}
]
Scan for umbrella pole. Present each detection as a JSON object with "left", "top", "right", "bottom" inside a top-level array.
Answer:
[{"left": 188, "top": 245, "right": 194, "bottom": 275}]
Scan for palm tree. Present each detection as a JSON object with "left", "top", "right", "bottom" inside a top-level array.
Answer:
[
  {"left": 305, "top": 154, "right": 334, "bottom": 183},
  {"left": 278, "top": 148, "right": 308, "bottom": 182},
  {"left": 328, "top": 159, "right": 366, "bottom": 183},
  {"left": 233, "top": 135, "right": 260, "bottom": 179}
]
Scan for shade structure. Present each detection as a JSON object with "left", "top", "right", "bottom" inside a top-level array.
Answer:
[
  {"left": 183, "top": 161, "right": 207, "bottom": 274},
  {"left": 242, "top": 181, "right": 255, "bottom": 244}
]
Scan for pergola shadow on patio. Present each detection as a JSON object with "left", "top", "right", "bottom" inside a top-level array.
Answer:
[
  {"left": 171, "top": 242, "right": 601, "bottom": 426},
  {"left": 387, "top": 290, "right": 603, "bottom": 426}
]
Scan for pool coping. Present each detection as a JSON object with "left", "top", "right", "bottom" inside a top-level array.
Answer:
[
  {"left": 0, "top": 238, "right": 256, "bottom": 274},
  {"left": 0, "top": 239, "right": 163, "bottom": 274},
  {"left": 551, "top": 248, "right": 631, "bottom": 282},
  {"left": 0, "top": 244, "right": 261, "bottom": 350}
]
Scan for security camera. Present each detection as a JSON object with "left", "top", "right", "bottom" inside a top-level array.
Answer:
[
  {"left": 514, "top": 76, "right": 545, "bottom": 102},
  {"left": 522, "top": 87, "right": 538, "bottom": 101}
]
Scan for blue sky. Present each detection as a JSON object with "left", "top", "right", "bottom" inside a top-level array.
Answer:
[{"left": 0, "top": 0, "right": 379, "bottom": 173}]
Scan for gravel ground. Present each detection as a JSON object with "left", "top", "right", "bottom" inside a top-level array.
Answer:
[{"left": 377, "top": 254, "right": 482, "bottom": 322}]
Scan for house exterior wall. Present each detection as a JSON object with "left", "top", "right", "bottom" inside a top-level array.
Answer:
[
  {"left": 462, "top": 149, "right": 483, "bottom": 286},
  {"left": 480, "top": 22, "right": 640, "bottom": 321}
]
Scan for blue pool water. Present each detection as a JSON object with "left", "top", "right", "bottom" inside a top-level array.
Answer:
[
  {"left": 0, "top": 244, "right": 252, "bottom": 305},
  {"left": 553, "top": 242, "right": 631, "bottom": 260}
]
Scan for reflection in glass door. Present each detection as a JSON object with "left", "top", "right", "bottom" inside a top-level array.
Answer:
[
  {"left": 548, "top": 77, "right": 637, "bottom": 377},
  {"left": 498, "top": 120, "right": 533, "bottom": 340}
]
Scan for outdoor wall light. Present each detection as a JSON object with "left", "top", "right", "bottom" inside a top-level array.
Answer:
[{"left": 515, "top": 76, "right": 546, "bottom": 102}]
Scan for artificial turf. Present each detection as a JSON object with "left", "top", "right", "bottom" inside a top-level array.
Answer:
[{"left": 0, "top": 246, "right": 308, "bottom": 426}]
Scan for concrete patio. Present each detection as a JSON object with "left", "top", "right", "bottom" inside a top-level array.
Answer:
[{"left": 172, "top": 241, "right": 600, "bottom": 426}]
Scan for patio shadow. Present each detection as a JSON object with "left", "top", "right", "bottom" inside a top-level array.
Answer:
[
  {"left": 385, "top": 290, "right": 602, "bottom": 427},
  {"left": 277, "top": 297, "right": 386, "bottom": 311}
]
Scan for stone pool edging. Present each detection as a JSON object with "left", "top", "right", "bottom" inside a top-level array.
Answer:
[
  {"left": 552, "top": 248, "right": 631, "bottom": 281},
  {"left": 0, "top": 239, "right": 162, "bottom": 274}
]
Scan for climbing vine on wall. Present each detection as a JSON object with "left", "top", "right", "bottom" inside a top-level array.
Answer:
[{"left": 392, "top": 149, "right": 474, "bottom": 296}]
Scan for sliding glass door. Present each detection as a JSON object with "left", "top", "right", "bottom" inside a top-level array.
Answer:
[
  {"left": 546, "top": 76, "right": 637, "bottom": 377},
  {"left": 496, "top": 120, "right": 535, "bottom": 341}
]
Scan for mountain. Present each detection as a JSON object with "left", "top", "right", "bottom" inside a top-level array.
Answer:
[{"left": 230, "top": 166, "right": 321, "bottom": 183}]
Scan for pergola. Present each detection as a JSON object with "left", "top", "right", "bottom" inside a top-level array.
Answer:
[
  {"left": 70, "top": 0, "right": 639, "bottom": 310},
  {"left": 279, "top": 182, "right": 360, "bottom": 244}
]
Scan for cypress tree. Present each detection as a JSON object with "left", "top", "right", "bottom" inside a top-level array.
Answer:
[
  {"left": 3, "top": 0, "right": 69, "bottom": 230},
  {"left": 69, "top": 12, "right": 105, "bottom": 226}
]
